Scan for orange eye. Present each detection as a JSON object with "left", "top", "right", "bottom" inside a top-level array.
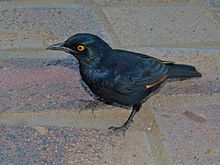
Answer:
[{"left": 77, "top": 45, "right": 85, "bottom": 52}]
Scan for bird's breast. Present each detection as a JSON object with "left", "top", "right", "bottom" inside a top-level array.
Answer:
[{"left": 80, "top": 66, "right": 110, "bottom": 89}]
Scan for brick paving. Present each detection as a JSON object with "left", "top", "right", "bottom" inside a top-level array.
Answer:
[{"left": 0, "top": 0, "right": 220, "bottom": 164}]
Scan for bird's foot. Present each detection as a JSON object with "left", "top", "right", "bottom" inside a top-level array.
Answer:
[
  {"left": 79, "top": 99, "right": 102, "bottom": 113},
  {"left": 108, "top": 120, "right": 133, "bottom": 137}
]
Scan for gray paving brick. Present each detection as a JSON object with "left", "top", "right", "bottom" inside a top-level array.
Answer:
[
  {"left": 0, "top": 3, "right": 113, "bottom": 49},
  {"left": 103, "top": 6, "right": 220, "bottom": 47},
  {"left": 94, "top": 0, "right": 190, "bottom": 6},
  {"left": 205, "top": 0, "right": 220, "bottom": 7},
  {"left": 0, "top": 125, "right": 112, "bottom": 164},
  {"left": 148, "top": 94, "right": 220, "bottom": 165},
  {"left": 0, "top": 124, "right": 155, "bottom": 165}
]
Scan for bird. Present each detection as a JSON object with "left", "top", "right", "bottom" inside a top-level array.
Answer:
[{"left": 47, "top": 33, "right": 202, "bottom": 135}]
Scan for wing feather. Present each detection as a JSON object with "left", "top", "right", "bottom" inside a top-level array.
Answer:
[{"left": 104, "top": 51, "right": 169, "bottom": 94}]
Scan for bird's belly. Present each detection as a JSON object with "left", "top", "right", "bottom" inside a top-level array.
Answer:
[
  {"left": 89, "top": 84, "right": 150, "bottom": 106},
  {"left": 81, "top": 70, "right": 150, "bottom": 105}
]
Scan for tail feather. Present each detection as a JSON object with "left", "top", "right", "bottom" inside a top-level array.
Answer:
[{"left": 167, "top": 64, "right": 202, "bottom": 78}]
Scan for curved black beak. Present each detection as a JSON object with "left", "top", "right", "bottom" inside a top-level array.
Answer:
[
  {"left": 47, "top": 42, "right": 75, "bottom": 53},
  {"left": 47, "top": 42, "right": 64, "bottom": 50}
]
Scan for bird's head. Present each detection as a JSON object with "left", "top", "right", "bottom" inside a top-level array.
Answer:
[{"left": 47, "top": 33, "right": 112, "bottom": 66}]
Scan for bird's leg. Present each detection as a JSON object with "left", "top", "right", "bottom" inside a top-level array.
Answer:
[{"left": 108, "top": 103, "right": 142, "bottom": 136}]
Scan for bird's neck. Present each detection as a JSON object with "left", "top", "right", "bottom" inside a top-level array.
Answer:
[{"left": 78, "top": 58, "right": 100, "bottom": 69}]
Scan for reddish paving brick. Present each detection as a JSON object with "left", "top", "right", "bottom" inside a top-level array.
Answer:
[
  {"left": 0, "top": 66, "right": 76, "bottom": 94},
  {"left": 0, "top": 58, "right": 92, "bottom": 112},
  {"left": 0, "top": 57, "right": 219, "bottom": 112}
]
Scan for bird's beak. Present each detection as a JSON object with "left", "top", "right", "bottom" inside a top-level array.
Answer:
[{"left": 47, "top": 42, "right": 75, "bottom": 53}]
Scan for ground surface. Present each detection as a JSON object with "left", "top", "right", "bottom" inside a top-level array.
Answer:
[{"left": 0, "top": 0, "right": 220, "bottom": 164}]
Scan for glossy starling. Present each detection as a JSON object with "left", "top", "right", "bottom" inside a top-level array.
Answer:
[{"left": 47, "top": 33, "right": 202, "bottom": 134}]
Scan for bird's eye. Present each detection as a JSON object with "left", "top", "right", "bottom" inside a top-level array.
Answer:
[{"left": 77, "top": 45, "right": 86, "bottom": 52}]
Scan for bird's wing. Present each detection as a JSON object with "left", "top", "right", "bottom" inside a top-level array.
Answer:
[{"left": 105, "top": 52, "right": 169, "bottom": 94}]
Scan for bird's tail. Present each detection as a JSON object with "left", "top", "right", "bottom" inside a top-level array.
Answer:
[{"left": 167, "top": 64, "right": 202, "bottom": 78}]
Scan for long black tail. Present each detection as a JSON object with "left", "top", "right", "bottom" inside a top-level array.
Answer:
[{"left": 167, "top": 64, "right": 202, "bottom": 78}]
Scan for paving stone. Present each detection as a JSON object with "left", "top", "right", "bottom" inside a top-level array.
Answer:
[
  {"left": 0, "top": 124, "right": 111, "bottom": 165},
  {"left": 0, "top": 124, "right": 155, "bottom": 165},
  {"left": 103, "top": 131, "right": 155, "bottom": 165},
  {"left": 103, "top": 6, "right": 220, "bottom": 47},
  {"left": 0, "top": 3, "right": 113, "bottom": 49},
  {"left": 147, "top": 94, "right": 220, "bottom": 165},
  {"left": 0, "top": 58, "right": 91, "bottom": 112},
  {"left": 0, "top": 50, "right": 69, "bottom": 59},
  {"left": 94, "top": 0, "right": 190, "bottom": 6},
  {"left": 205, "top": 0, "right": 220, "bottom": 7}
]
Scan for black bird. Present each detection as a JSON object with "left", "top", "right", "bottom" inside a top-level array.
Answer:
[{"left": 47, "top": 33, "right": 202, "bottom": 134}]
